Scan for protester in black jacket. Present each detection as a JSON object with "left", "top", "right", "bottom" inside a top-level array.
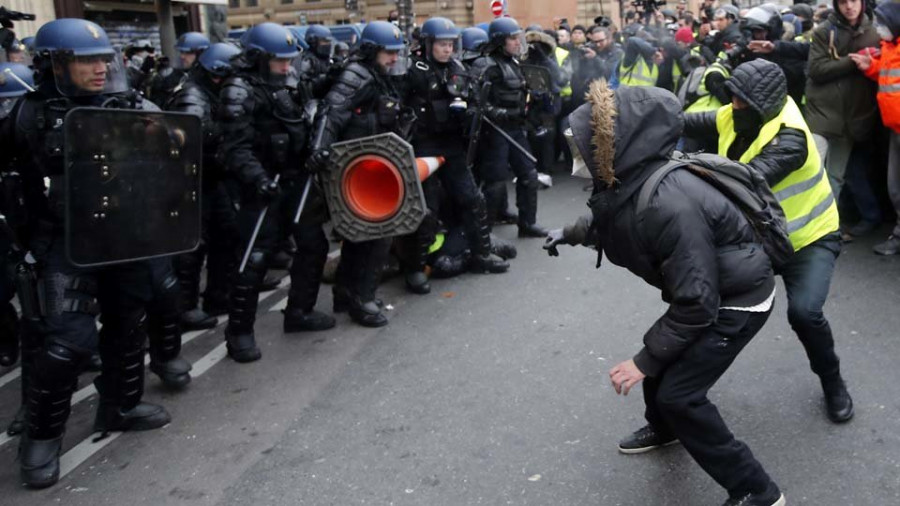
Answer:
[{"left": 545, "top": 82, "right": 784, "bottom": 506}]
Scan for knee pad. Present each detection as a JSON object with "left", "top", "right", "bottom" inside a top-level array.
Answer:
[
  {"left": 42, "top": 272, "right": 100, "bottom": 318},
  {"left": 34, "top": 341, "right": 86, "bottom": 386}
]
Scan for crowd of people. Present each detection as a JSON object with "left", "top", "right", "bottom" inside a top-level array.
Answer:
[{"left": 0, "top": 0, "right": 897, "bottom": 503}]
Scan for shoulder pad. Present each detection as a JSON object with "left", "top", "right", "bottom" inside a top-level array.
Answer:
[
  {"left": 221, "top": 76, "right": 253, "bottom": 105},
  {"left": 343, "top": 62, "right": 374, "bottom": 83},
  {"left": 140, "top": 99, "right": 161, "bottom": 112},
  {"left": 169, "top": 83, "right": 210, "bottom": 115}
]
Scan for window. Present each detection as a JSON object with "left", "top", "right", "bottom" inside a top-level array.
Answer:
[
  {"left": 228, "top": 0, "right": 239, "bottom": 7},
  {"left": 245, "top": 0, "right": 258, "bottom": 7},
  {"left": 281, "top": 0, "right": 293, "bottom": 4}
]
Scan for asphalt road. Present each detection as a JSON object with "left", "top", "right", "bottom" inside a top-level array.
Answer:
[{"left": 0, "top": 174, "right": 898, "bottom": 506}]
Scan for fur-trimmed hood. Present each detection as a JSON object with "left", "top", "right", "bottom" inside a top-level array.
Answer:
[
  {"left": 567, "top": 80, "right": 683, "bottom": 198},
  {"left": 525, "top": 30, "right": 557, "bottom": 52}
]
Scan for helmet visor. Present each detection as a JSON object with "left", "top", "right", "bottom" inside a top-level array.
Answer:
[
  {"left": 503, "top": 32, "right": 528, "bottom": 59},
  {"left": 426, "top": 37, "right": 462, "bottom": 62},
  {"left": 51, "top": 48, "right": 127, "bottom": 97}
]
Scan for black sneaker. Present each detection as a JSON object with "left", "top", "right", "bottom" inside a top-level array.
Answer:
[
  {"left": 617, "top": 424, "right": 679, "bottom": 454},
  {"left": 723, "top": 482, "right": 785, "bottom": 506}
]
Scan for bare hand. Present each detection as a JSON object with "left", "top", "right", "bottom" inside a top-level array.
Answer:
[
  {"left": 609, "top": 359, "right": 646, "bottom": 396},
  {"left": 849, "top": 53, "right": 872, "bottom": 71},
  {"left": 748, "top": 40, "right": 775, "bottom": 54},
  {"left": 653, "top": 51, "right": 665, "bottom": 65},
  {"left": 583, "top": 48, "right": 597, "bottom": 59}
]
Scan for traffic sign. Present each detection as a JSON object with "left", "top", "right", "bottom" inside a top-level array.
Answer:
[{"left": 490, "top": 0, "right": 504, "bottom": 17}]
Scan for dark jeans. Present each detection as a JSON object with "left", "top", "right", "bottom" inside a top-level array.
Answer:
[
  {"left": 780, "top": 233, "right": 842, "bottom": 379},
  {"left": 843, "top": 144, "right": 883, "bottom": 225},
  {"left": 644, "top": 309, "right": 774, "bottom": 496}
]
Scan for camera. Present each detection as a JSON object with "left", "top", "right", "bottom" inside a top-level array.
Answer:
[
  {"left": 631, "top": 0, "right": 665, "bottom": 12},
  {"left": 1, "top": 6, "right": 35, "bottom": 52}
]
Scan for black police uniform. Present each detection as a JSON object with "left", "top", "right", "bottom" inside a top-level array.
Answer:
[
  {"left": 1, "top": 85, "right": 171, "bottom": 485},
  {"left": 167, "top": 69, "right": 239, "bottom": 322},
  {"left": 473, "top": 51, "right": 544, "bottom": 235},
  {"left": 0, "top": 96, "right": 21, "bottom": 369},
  {"left": 219, "top": 69, "right": 329, "bottom": 360},
  {"left": 403, "top": 55, "right": 507, "bottom": 280},
  {"left": 313, "top": 59, "right": 412, "bottom": 327},
  {"left": 295, "top": 50, "right": 337, "bottom": 100}
]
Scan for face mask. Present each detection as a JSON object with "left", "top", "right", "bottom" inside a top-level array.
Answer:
[
  {"left": 876, "top": 23, "right": 895, "bottom": 41},
  {"left": 732, "top": 107, "right": 762, "bottom": 136}
]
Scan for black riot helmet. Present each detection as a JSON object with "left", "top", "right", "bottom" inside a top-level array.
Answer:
[{"left": 305, "top": 25, "right": 335, "bottom": 59}]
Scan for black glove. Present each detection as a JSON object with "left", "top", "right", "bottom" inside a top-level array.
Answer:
[
  {"left": 140, "top": 55, "right": 156, "bottom": 74},
  {"left": 308, "top": 149, "right": 331, "bottom": 173},
  {"left": 543, "top": 228, "right": 566, "bottom": 257},
  {"left": 255, "top": 176, "right": 280, "bottom": 202}
]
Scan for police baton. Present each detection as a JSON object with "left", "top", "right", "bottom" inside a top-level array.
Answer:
[
  {"left": 482, "top": 115, "right": 538, "bottom": 164},
  {"left": 238, "top": 173, "right": 281, "bottom": 274},
  {"left": 2, "top": 67, "right": 35, "bottom": 92},
  {"left": 292, "top": 175, "right": 313, "bottom": 225}
]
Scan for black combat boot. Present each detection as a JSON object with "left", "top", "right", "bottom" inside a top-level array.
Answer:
[
  {"left": 822, "top": 375, "right": 854, "bottom": 423},
  {"left": 224, "top": 251, "right": 265, "bottom": 363},
  {"left": 490, "top": 234, "right": 518, "bottom": 260},
  {"left": 344, "top": 240, "right": 389, "bottom": 328},
  {"left": 174, "top": 250, "right": 217, "bottom": 331},
  {"left": 148, "top": 275, "right": 193, "bottom": 388},
  {"left": 19, "top": 341, "right": 82, "bottom": 488},
  {"left": 404, "top": 229, "right": 433, "bottom": 294},
  {"left": 465, "top": 197, "right": 509, "bottom": 274},
  {"left": 94, "top": 312, "right": 171, "bottom": 433},
  {"left": 284, "top": 239, "right": 335, "bottom": 333},
  {"left": 516, "top": 178, "right": 547, "bottom": 238}
]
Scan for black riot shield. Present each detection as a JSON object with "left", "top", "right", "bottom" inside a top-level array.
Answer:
[
  {"left": 520, "top": 64, "right": 552, "bottom": 95},
  {"left": 64, "top": 107, "right": 202, "bottom": 267}
]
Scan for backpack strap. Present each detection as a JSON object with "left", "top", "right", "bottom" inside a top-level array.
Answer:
[{"left": 635, "top": 160, "right": 687, "bottom": 216}]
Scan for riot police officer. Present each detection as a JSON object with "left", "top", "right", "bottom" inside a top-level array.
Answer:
[
  {"left": 1, "top": 62, "right": 33, "bottom": 437},
  {"left": 167, "top": 42, "right": 241, "bottom": 332},
  {"left": 219, "top": 23, "right": 332, "bottom": 363},
  {"left": 309, "top": 21, "right": 415, "bottom": 327},
  {"left": 334, "top": 41, "right": 351, "bottom": 66},
  {"left": 295, "top": 24, "right": 339, "bottom": 99},
  {"left": 0, "top": 62, "right": 33, "bottom": 369},
  {"left": 146, "top": 32, "right": 210, "bottom": 106},
  {"left": 0, "top": 19, "right": 171, "bottom": 488},
  {"left": 399, "top": 17, "right": 508, "bottom": 293},
  {"left": 473, "top": 17, "right": 547, "bottom": 237},
  {"left": 461, "top": 27, "right": 489, "bottom": 65}
]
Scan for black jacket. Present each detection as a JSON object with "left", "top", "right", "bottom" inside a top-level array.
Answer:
[
  {"left": 684, "top": 59, "right": 809, "bottom": 189},
  {"left": 563, "top": 83, "right": 775, "bottom": 377}
]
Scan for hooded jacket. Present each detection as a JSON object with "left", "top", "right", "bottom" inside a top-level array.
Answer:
[
  {"left": 684, "top": 60, "right": 809, "bottom": 189},
  {"left": 562, "top": 82, "right": 775, "bottom": 377},
  {"left": 865, "top": 1, "right": 900, "bottom": 132},
  {"left": 805, "top": 9, "right": 880, "bottom": 140}
]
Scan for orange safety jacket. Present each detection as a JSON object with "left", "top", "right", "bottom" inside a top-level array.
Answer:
[{"left": 864, "top": 37, "right": 900, "bottom": 132}]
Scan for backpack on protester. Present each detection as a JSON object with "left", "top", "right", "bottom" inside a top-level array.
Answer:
[
  {"left": 676, "top": 65, "right": 707, "bottom": 108},
  {"left": 635, "top": 152, "right": 795, "bottom": 270}
]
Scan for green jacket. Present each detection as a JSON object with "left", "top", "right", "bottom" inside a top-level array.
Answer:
[{"left": 805, "top": 13, "right": 880, "bottom": 141}]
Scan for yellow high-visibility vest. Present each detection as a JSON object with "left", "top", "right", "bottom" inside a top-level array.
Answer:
[
  {"left": 555, "top": 46, "right": 572, "bottom": 98},
  {"left": 685, "top": 62, "right": 730, "bottom": 113},
  {"left": 716, "top": 97, "right": 839, "bottom": 251},
  {"left": 618, "top": 56, "right": 658, "bottom": 87}
]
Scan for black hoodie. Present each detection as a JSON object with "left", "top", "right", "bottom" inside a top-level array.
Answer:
[{"left": 562, "top": 83, "right": 775, "bottom": 377}]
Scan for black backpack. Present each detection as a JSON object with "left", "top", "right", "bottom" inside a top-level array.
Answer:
[{"left": 635, "top": 152, "right": 794, "bottom": 271}]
